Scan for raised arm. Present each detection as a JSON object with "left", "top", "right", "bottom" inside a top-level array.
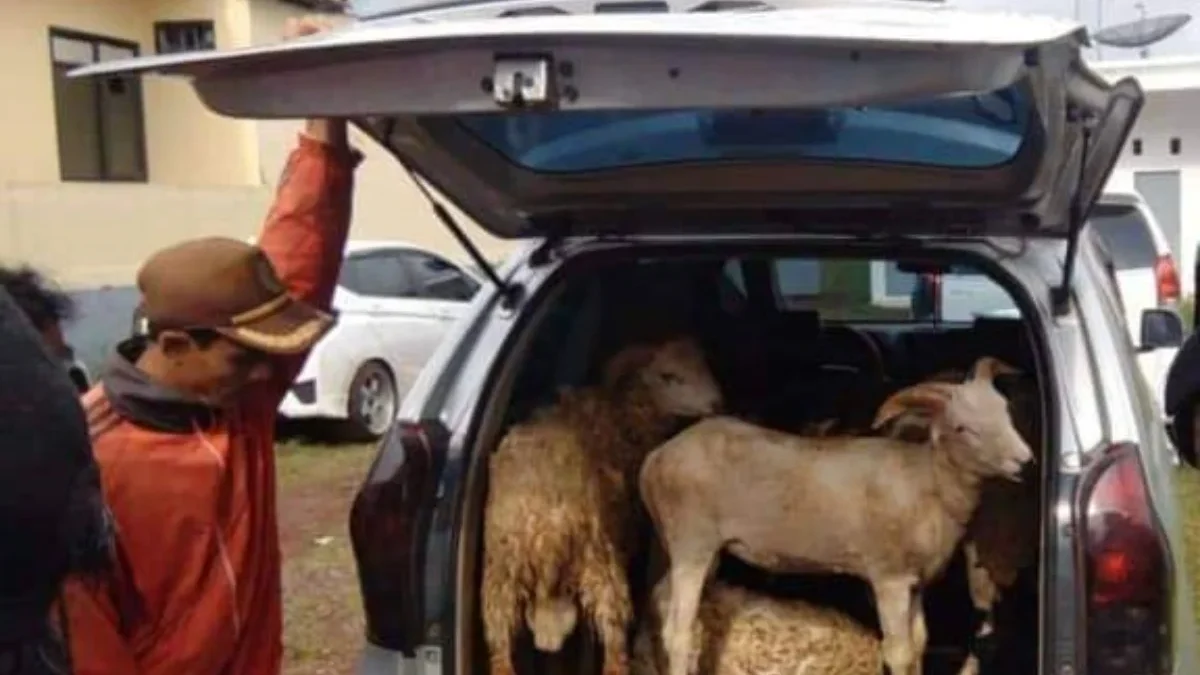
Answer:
[{"left": 254, "top": 120, "right": 361, "bottom": 403}]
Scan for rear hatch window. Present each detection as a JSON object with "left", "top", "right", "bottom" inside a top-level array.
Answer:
[{"left": 457, "top": 86, "right": 1031, "bottom": 174}]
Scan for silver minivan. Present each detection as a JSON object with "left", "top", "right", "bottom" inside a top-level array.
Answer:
[{"left": 77, "top": 2, "right": 1200, "bottom": 675}]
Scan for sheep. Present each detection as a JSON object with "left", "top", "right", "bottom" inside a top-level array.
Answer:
[
  {"left": 638, "top": 355, "right": 1034, "bottom": 675},
  {"left": 630, "top": 578, "right": 882, "bottom": 675},
  {"left": 802, "top": 360, "right": 1042, "bottom": 675},
  {"left": 481, "top": 337, "right": 724, "bottom": 675}
]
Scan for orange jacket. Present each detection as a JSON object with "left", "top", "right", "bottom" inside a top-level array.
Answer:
[{"left": 62, "top": 134, "right": 360, "bottom": 675}]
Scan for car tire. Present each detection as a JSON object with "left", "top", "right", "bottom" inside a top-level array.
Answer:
[{"left": 345, "top": 360, "right": 398, "bottom": 441}]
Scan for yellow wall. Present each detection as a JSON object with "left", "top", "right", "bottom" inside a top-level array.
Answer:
[
  {"left": 0, "top": 0, "right": 517, "bottom": 288},
  {"left": 0, "top": 0, "right": 256, "bottom": 187}
]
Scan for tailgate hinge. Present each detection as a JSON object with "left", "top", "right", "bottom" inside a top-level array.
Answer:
[{"left": 488, "top": 55, "right": 560, "bottom": 110}]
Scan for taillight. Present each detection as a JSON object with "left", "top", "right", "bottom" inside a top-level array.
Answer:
[
  {"left": 1154, "top": 254, "right": 1180, "bottom": 305},
  {"left": 349, "top": 419, "right": 449, "bottom": 653},
  {"left": 1076, "top": 442, "right": 1172, "bottom": 675}
]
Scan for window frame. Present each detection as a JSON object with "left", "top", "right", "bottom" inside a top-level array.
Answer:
[
  {"left": 868, "top": 260, "right": 916, "bottom": 309},
  {"left": 340, "top": 249, "right": 419, "bottom": 299},
  {"left": 153, "top": 20, "right": 217, "bottom": 55},
  {"left": 397, "top": 250, "right": 480, "bottom": 302},
  {"left": 48, "top": 27, "right": 148, "bottom": 183}
]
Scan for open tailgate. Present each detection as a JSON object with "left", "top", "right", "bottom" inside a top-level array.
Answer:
[{"left": 71, "top": 4, "right": 1144, "bottom": 240}]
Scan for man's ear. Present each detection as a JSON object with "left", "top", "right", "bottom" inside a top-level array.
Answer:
[{"left": 154, "top": 330, "right": 194, "bottom": 357}]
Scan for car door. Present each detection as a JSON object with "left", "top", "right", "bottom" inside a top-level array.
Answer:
[{"left": 339, "top": 248, "right": 453, "bottom": 395}]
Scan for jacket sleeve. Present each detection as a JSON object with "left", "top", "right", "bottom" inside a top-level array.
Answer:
[
  {"left": 252, "top": 132, "right": 361, "bottom": 410},
  {"left": 61, "top": 578, "right": 142, "bottom": 675}
]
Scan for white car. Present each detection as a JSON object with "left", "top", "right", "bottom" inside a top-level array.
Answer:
[
  {"left": 278, "top": 240, "right": 486, "bottom": 438},
  {"left": 915, "top": 190, "right": 1183, "bottom": 410},
  {"left": 1088, "top": 191, "right": 1180, "bottom": 338}
]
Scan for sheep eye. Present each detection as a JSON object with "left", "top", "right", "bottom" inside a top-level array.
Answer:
[{"left": 660, "top": 372, "right": 683, "bottom": 384}]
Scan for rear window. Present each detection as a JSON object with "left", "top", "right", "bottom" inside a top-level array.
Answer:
[
  {"left": 454, "top": 84, "right": 1032, "bottom": 173},
  {"left": 1088, "top": 204, "right": 1158, "bottom": 270},
  {"left": 723, "top": 257, "right": 1019, "bottom": 323}
]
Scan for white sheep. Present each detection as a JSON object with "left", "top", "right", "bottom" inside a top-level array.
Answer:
[
  {"left": 482, "top": 337, "right": 724, "bottom": 675},
  {"left": 631, "top": 578, "right": 882, "bottom": 675},
  {"left": 638, "top": 356, "right": 1034, "bottom": 675}
]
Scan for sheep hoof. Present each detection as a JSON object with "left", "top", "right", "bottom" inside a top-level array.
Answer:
[{"left": 528, "top": 598, "right": 579, "bottom": 653}]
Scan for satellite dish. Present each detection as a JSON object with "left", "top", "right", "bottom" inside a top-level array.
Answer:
[{"left": 1093, "top": 12, "right": 1191, "bottom": 48}]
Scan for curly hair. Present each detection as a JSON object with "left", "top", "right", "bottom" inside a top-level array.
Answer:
[{"left": 0, "top": 265, "right": 75, "bottom": 332}]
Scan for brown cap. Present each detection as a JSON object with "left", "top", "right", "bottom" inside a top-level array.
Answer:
[{"left": 136, "top": 237, "right": 334, "bottom": 355}]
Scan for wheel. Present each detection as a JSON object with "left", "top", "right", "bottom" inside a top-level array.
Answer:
[{"left": 345, "top": 360, "right": 397, "bottom": 440}]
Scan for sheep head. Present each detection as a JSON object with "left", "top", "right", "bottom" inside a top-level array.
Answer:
[
  {"left": 872, "top": 356, "right": 1033, "bottom": 481},
  {"left": 603, "top": 337, "right": 724, "bottom": 418}
]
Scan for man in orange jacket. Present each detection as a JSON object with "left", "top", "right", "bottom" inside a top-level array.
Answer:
[{"left": 61, "top": 17, "right": 359, "bottom": 675}]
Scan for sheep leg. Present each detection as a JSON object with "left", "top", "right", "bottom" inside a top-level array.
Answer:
[
  {"left": 910, "top": 592, "right": 928, "bottom": 675},
  {"left": 660, "top": 549, "right": 717, "bottom": 675},
  {"left": 577, "top": 539, "right": 633, "bottom": 675},
  {"left": 482, "top": 556, "right": 526, "bottom": 675},
  {"left": 872, "top": 577, "right": 919, "bottom": 675}
]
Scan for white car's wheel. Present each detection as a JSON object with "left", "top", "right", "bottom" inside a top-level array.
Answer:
[{"left": 346, "top": 360, "right": 397, "bottom": 440}]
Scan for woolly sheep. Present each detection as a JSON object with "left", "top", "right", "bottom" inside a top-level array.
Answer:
[
  {"left": 639, "top": 356, "right": 1033, "bottom": 675},
  {"left": 482, "top": 337, "right": 724, "bottom": 675},
  {"left": 631, "top": 578, "right": 881, "bottom": 675}
]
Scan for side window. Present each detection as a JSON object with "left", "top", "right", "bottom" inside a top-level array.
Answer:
[
  {"left": 402, "top": 252, "right": 481, "bottom": 302},
  {"left": 338, "top": 252, "right": 415, "bottom": 298}
]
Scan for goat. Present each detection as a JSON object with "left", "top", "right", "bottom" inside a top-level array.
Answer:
[
  {"left": 482, "top": 337, "right": 724, "bottom": 675},
  {"left": 638, "top": 356, "right": 1033, "bottom": 675}
]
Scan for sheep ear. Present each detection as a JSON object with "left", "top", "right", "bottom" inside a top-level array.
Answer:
[
  {"left": 970, "top": 357, "right": 1021, "bottom": 384},
  {"left": 872, "top": 383, "right": 955, "bottom": 430},
  {"left": 603, "top": 345, "right": 658, "bottom": 387}
]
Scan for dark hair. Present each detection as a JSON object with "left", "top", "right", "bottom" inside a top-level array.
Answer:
[{"left": 0, "top": 266, "right": 75, "bottom": 332}]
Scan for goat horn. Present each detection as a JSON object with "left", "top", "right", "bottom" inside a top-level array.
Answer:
[
  {"left": 871, "top": 382, "right": 955, "bottom": 430},
  {"left": 970, "top": 357, "right": 1021, "bottom": 383}
]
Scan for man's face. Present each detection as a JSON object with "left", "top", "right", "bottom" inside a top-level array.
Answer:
[{"left": 155, "top": 330, "right": 274, "bottom": 405}]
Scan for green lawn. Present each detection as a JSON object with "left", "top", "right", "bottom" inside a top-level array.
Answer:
[{"left": 1176, "top": 465, "right": 1200, "bottom": 627}]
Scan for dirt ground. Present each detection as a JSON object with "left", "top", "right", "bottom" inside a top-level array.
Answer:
[{"left": 277, "top": 438, "right": 375, "bottom": 675}]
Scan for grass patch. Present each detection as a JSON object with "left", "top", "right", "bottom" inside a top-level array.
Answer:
[
  {"left": 278, "top": 440, "right": 375, "bottom": 675},
  {"left": 1176, "top": 465, "right": 1200, "bottom": 628}
]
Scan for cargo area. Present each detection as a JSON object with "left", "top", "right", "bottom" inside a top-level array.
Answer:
[{"left": 459, "top": 248, "right": 1048, "bottom": 675}]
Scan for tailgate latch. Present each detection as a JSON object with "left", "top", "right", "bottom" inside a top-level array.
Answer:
[{"left": 490, "top": 55, "right": 558, "bottom": 110}]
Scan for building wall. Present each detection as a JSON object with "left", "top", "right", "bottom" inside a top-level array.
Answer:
[{"left": 0, "top": 0, "right": 266, "bottom": 288}]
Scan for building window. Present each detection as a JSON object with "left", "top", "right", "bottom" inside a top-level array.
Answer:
[
  {"left": 1170, "top": 137, "right": 1181, "bottom": 155},
  {"left": 154, "top": 20, "right": 216, "bottom": 54},
  {"left": 1132, "top": 138, "right": 1143, "bottom": 156},
  {"left": 49, "top": 29, "right": 147, "bottom": 182}
]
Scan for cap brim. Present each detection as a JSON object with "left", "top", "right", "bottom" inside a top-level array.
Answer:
[{"left": 214, "top": 297, "right": 335, "bottom": 355}]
